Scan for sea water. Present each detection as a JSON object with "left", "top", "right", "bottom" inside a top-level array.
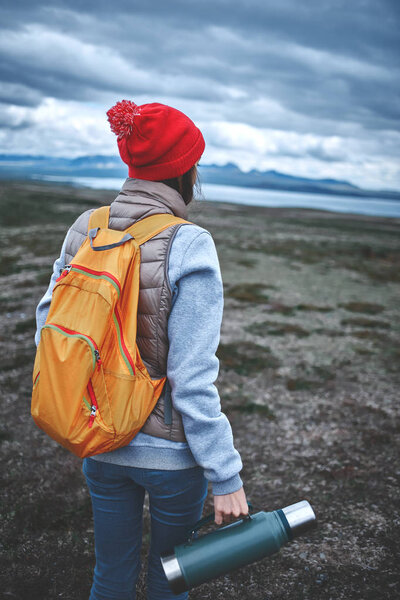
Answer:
[{"left": 36, "top": 175, "right": 400, "bottom": 218}]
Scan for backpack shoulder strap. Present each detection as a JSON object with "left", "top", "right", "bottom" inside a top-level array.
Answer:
[
  {"left": 125, "top": 214, "right": 192, "bottom": 246},
  {"left": 88, "top": 206, "right": 110, "bottom": 232}
]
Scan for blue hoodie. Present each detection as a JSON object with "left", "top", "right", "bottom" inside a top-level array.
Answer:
[{"left": 35, "top": 220, "right": 244, "bottom": 496}]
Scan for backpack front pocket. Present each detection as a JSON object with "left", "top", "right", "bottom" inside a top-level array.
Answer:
[{"left": 31, "top": 323, "right": 115, "bottom": 457}]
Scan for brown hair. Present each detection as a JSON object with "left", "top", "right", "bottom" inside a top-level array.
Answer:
[{"left": 159, "top": 164, "right": 201, "bottom": 206}]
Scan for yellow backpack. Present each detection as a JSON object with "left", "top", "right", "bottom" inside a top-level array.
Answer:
[{"left": 31, "top": 206, "right": 190, "bottom": 458}]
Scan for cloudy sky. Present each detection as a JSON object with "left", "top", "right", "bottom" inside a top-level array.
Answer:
[{"left": 0, "top": 0, "right": 399, "bottom": 190}]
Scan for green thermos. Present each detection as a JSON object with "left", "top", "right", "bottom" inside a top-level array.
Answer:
[{"left": 160, "top": 500, "right": 317, "bottom": 594}]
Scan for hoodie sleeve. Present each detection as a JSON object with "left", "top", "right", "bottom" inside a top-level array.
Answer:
[
  {"left": 166, "top": 228, "right": 244, "bottom": 495},
  {"left": 34, "top": 228, "right": 70, "bottom": 347}
]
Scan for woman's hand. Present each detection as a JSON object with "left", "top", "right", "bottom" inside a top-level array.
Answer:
[{"left": 213, "top": 486, "right": 249, "bottom": 525}]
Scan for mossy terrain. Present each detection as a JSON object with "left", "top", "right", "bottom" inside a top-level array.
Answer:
[
  {"left": 245, "top": 320, "right": 310, "bottom": 337},
  {"left": 0, "top": 180, "right": 400, "bottom": 599},
  {"left": 217, "top": 341, "right": 280, "bottom": 375}
]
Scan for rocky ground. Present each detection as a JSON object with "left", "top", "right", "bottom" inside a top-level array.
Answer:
[{"left": 0, "top": 180, "right": 399, "bottom": 599}]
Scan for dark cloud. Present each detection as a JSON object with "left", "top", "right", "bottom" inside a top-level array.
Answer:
[
  {"left": 3, "top": 1, "right": 398, "bottom": 66},
  {"left": 0, "top": 1, "right": 399, "bottom": 187},
  {"left": 0, "top": 0, "right": 398, "bottom": 133}
]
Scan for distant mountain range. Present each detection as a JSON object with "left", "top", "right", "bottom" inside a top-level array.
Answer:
[{"left": 0, "top": 154, "right": 399, "bottom": 200}]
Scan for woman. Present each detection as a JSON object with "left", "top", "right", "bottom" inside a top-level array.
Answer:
[{"left": 35, "top": 100, "right": 248, "bottom": 600}]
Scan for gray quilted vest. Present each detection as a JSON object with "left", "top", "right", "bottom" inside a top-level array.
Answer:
[{"left": 64, "top": 178, "right": 189, "bottom": 442}]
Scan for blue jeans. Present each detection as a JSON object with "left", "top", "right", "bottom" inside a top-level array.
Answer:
[{"left": 82, "top": 457, "right": 208, "bottom": 600}]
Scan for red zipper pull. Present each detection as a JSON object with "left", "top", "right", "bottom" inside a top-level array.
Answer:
[
  {"left": 56, "top": 264, "right": 72, "bottom": 282},
  {"left": 88, "top": 405, "right": 97, "bottom": 428},
  {"left": 87, "top": 380, "right": 99, "bottom": 428}
]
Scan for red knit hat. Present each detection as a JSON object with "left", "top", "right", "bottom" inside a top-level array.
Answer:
[{"left": 106, "top": 99, "right": 205, "bottom": 181}]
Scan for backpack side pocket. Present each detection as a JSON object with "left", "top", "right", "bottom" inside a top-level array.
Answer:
[{"left": 31, "top": 323, "right": 115, "bottom": 457}]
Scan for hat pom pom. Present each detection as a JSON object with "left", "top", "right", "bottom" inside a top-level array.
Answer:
[{"left": 106, "top": 100, "right": 141, "bottom": 138}]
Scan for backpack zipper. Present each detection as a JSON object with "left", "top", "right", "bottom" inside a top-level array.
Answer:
[
  {"left": 87, "top": 379, "right": 99, "bottom": 428},
  {"left": 43, "top": 323, "right": 102, "bottom": 372},
  {"left": 33, "top": 371, "right": 40, "bottom": 388},
  {"left": 57, "top": 263, "right": 122, "bottom": 297},
  {"left": 113, "top": 306, "right": 135, "bottom": 375},
  {"left": 56, "top": 264, "right": 72, "bottom": 282}
]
